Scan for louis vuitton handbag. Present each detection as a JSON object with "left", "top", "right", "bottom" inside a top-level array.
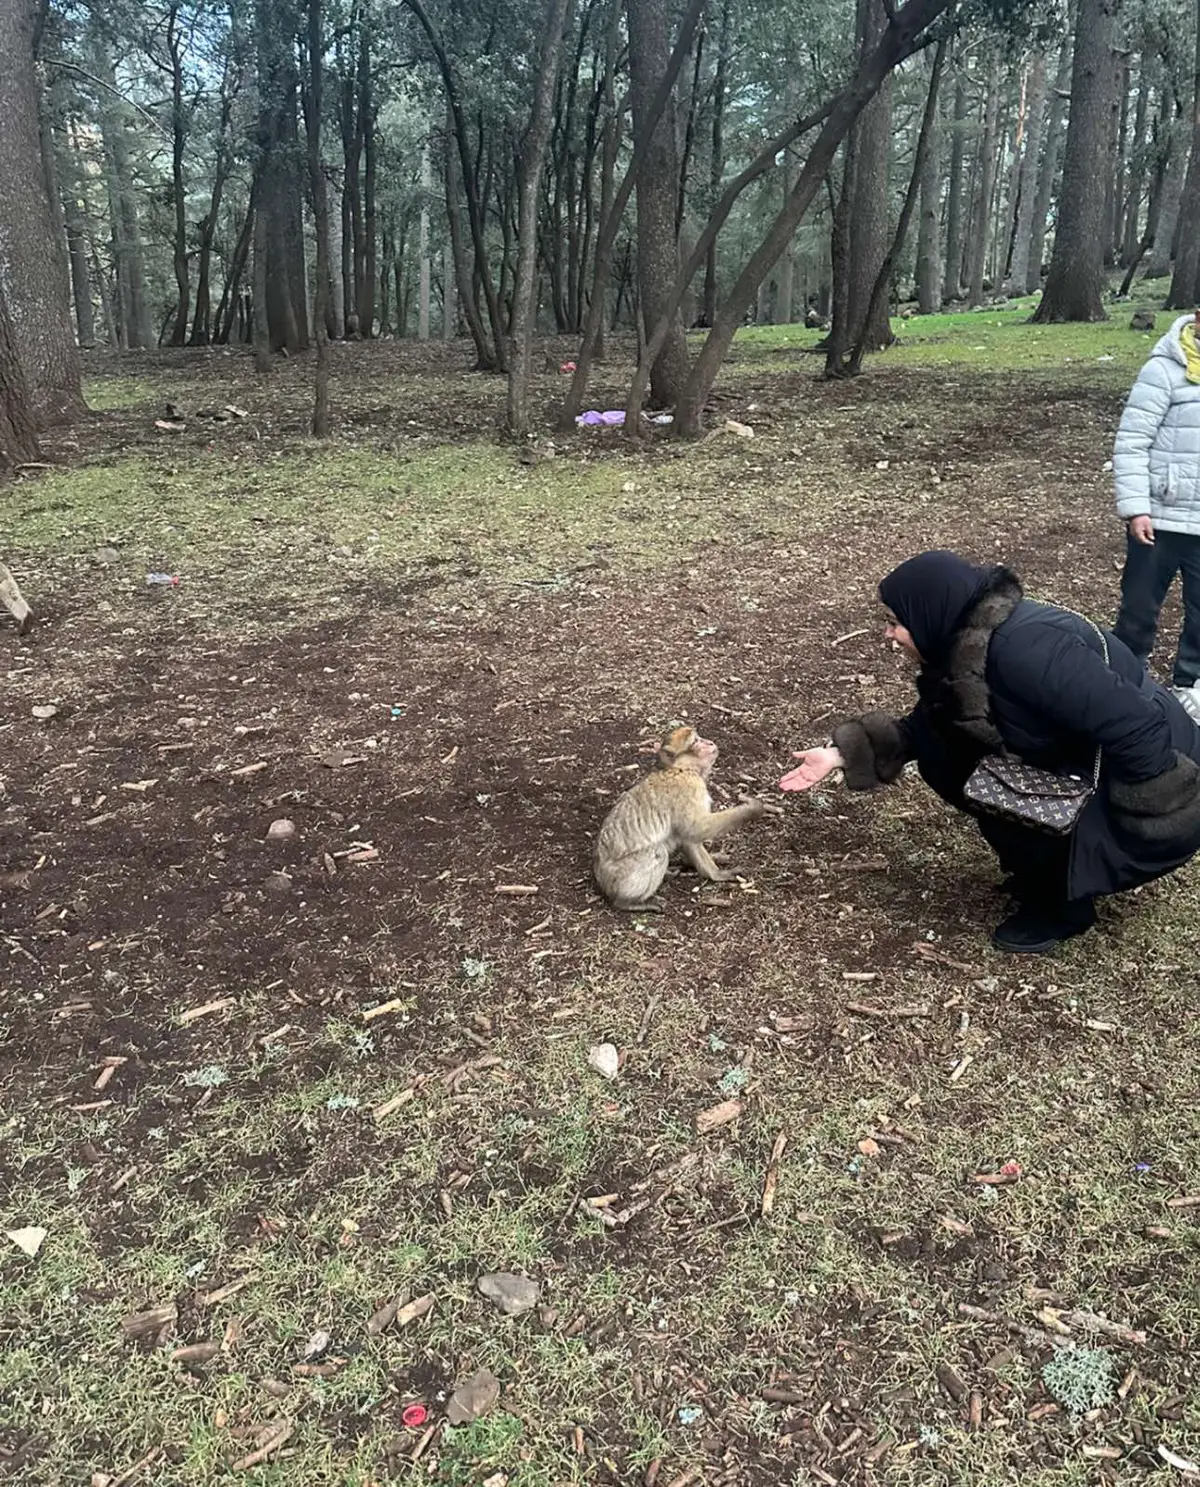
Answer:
[{"left": 961, "top": 619, "right": 1107, "bottom": 837}]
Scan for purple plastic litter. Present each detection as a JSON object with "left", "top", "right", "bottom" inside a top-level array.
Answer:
[{"left": 575, "top": 410, "right": 626, "bottom": 426}]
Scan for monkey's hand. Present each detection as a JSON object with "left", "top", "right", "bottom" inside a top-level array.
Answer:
[{"left": 737, "top": 794, "right": 784, "bottom": 817}]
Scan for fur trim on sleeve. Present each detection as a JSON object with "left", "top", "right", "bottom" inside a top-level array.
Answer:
[
  {"left": 833, "top": 712, "right": 910, "bottom": 790},
  {"left": 1109, "top": 753, "right": 1200, "bottom": 842}
]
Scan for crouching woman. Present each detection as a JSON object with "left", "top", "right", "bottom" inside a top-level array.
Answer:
[{"left": 781, "top": 550, "right": 1200, "bottom": 953}]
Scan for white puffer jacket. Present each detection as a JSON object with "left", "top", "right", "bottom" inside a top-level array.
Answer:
[{"left": 1113, "top": 314, "right": 1200, "bottom": 535}]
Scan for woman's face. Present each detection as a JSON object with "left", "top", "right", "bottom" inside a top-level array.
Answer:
[{"left": 883, "top": 611, "right": 921, "bottom": 661}]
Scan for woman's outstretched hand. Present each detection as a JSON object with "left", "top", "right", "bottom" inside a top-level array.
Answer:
[{"left": 778, "top": 746, "right": 844, "bottom": 792}]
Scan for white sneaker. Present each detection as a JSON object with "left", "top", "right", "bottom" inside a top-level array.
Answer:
[{"left": 1172, "top": 684, "right": 1200, "bottom": 724}]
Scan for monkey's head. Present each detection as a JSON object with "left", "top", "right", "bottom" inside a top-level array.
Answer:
[{"left": 657, "top": 725, "right": 718, "bottom": 777}]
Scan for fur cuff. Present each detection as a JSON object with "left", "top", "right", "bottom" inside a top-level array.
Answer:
[
  {"left": 1110, "top": 753, "right": 1200, "bottom": 841},
  {"left": 833, "top": 712, "right": 910, "bottom": 790}
]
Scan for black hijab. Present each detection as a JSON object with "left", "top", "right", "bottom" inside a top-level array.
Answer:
[{"left": 878, "top": 550, "right": 1004, "bottom": 667}]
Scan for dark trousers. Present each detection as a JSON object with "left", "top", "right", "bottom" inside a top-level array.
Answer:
[{"left": 1114, "top": 528, "right": 1200, "bottom": 689}]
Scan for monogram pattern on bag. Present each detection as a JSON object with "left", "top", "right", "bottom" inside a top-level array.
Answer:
[
  {"left": 963, "top": 761, "right": 1092, "bottom": 836},
  {"left": 961, "top": 608, "right": 1108, "bottom": 838}
]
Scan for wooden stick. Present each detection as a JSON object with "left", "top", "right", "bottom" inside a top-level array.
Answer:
[{"left": 0, "top": 563, "right": 33, "bottom": 635}]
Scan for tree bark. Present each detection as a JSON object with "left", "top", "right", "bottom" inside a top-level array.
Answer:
[
  {"left": 966, "top": 50, "right": 1001, "bottom": 307},
  {"left": 1032, "top": 0, "right": 1119, "bottom": 322},
  {"left": 843, "top": 0, "right": 894, "bottom": 351},
  {"left": 304, "top": 0, "right": 332, "bottom": 434},
  {"left": 941, "top": 64, "right": 968, "bottom": 300},
  {"left": 1024, "top": 30, "right": 1072, "bottom": 296},
  {"left": 0, "top": 278, "right": 41, "bottom": 466},
  {"left": 1168, "top": 0, "right": 1200, "bottom": 308},
  {"left": 627, "top": 0, "right": 690, "bottom": 405},
  {"left": 59, "top": 125, "right": 96, "bottom": 347},
  {"left": 672, "top": 0, "right": 953, "bottom": 435},
  {"left": 0, "top": 0, "right": 83, "bottom": 424},
  {"left": 1120, "top": 61, "right": 1148, "bottom": 265},
  {"left": 166, "top": 4, "right": 190, "bottom": 346},
  {"left": 1008, "top": 51, "right": 1047, "bottom": 292},
  {"left": 848, "top": 35, "right": 946, "bottom": 373},
  {"left": 701, "top": 0, "right": 731, "bottom": 328},
  {"left": 557, "top": 0, "right": 705, "bottom": 427},
  {"left": 505, "top": 0, "right": 576, "bottom": 437},
  {"left": 404, "top": 0, "right": 506, "bottom": 367},
  {"left": 915, "top": 45, "right": 944, "bottom": 313},
  {"left": 1146, "top": 101, "right": 1186, "bottom": 278},
  {"left": 356, "top": 27, "right": 377, "bottom": 336}
]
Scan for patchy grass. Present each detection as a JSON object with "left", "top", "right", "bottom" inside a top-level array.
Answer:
[{"left": 3, "top": 308, "right": 1200, "bottom": 1484}]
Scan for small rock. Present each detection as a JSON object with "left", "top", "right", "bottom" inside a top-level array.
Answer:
[
  {"left": 93, "top": 546, "right": 122, "bottom": 566},
  {"left": 266, "top": 818, "right": 296, "bottom": 841},
  {"left": 478, "top": 1272, "right": 540, "bottom": 1317},
  {"left": 31, "top": 705, "right": 58, "bottom": 721},
  {"left": 265, "top": 871, "right": 293, "bottom": 893},
  {"left": 587, "top": 1042, "right": 620, "bottom": 1080},
  {"left": 445, "top": 1367, "right": 500, "bottom": 1426},
  {"left": 723, "top": 418, "right": 755, "bottom": 438}
]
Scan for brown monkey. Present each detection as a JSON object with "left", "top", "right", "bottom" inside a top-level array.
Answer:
[{"left": 593, "top": 725, "right": 780, "bottom": 912}]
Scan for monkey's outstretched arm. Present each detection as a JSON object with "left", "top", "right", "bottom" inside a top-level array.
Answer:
[{"left": 682, "top": 802, "right": 763, "bottom": 843}]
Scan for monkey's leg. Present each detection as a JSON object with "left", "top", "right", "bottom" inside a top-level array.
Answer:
[{"left": 682, "top": 842, "right": 735, "bottom": 882}]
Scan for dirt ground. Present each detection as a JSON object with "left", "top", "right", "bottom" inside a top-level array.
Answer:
[{"left": 2, "top": 326, "right": 1199, "bottom": 1486}]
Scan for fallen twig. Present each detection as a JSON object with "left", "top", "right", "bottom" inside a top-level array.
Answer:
[
  {"left": 761, "top": 1131, "right": 788, "bottom": 1216},
  {"left": 957, "top": 1302, "right": 1068, "bottom": 1349},
  {"left": 232, "top": 1421, "right": 293, "bottom": 1471},
  {"left": 845, "top": 1001, "right": 930, "bottom": 1019}
]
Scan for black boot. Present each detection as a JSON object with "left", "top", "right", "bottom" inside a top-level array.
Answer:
[{"left": 991, "top": 897, "right": 1097, "bottom": 955}]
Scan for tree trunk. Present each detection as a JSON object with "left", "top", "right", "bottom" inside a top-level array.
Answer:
[
  {"left": 966, "top": 50, "right": 1001, "bottom": 307},
  {"left": 443, "top": 242, "right": 455, "bottom": 337},
  {"left": 0, "top": 278, "right": 41, "bottom": 466},
  {"left": 557, "top": 0, "right": 706, "bottom": 426},
  {"left": 1168, "top": 0, "right": 1200, "bottom": 308},
  {"left": 356, "top": 28, "right": 377, "bottom": 336},
  {"left": 505, "top": 0, "right": 575, "bottom": 437},
  {"left": 1103, "top": 56, "right": 1126, "bottom": 268},
  {"left": 0, "top": 0, "right": 83, "bottom": 423},
  {"left": 1032, "top": 0, "right": 1117, "bottom": 322},
  {"left": 1025, "top": 31, "right": 1072, "bottom": 296},
  {"left": 418, "top": 142, "right": 431, "bottom": 339},
  {"left": 215, "top": 191, "right": 254, "bottom": 343},
  {"left": 849, "top": 35, "right": 946, "bottom": 372},
  {"left": 1146, "top": 101, "right": 1186, "bottom": 279},
  {"left": 701, "top": 0, "right": 731, "bottom": 327},
  {"left": 252, "top": 165, "right": 271, "bottom": 371},
  {"left": 843, "top": 0, "right": 894, "bottom": 351},
  {"left": 167, "top": 6, "right": 191, "bottom": 346},
  {"left": 404, "top": 0, "right": 506, "bottom": 367},
  {"left": 915, "top": 46, "right": 944, "bottom": 313},
  {"left": 627, "top": 0, "right": 690, "bottom": 406},
  {"left": 1008, "top": 51, "right": 1047, "bottom": 292},
  {"left": 305, "top": 0, "right": 331, "bottom": 435},
  {"left": 59, "top": 129, "right": 96, "bottom": 347},
  {"left": 672, "top": 0, "right": 955, "bottom": 435},
  {"left": 1120, "top": 62, "right": 1147, "bottom": 265},
  {"left": 593, "top": 0, "right": 623, "bottom": 358},
  {"left": 941, "top": 64, "right": 968, "bottom": 300}
]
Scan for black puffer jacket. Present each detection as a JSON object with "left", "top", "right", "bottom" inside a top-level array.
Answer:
[{"left": 834, "top": 568, "right": 1200, "bottom": 898}]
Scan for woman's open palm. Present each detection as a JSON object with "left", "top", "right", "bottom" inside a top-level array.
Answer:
[{"left": 778, "top": 747, "right": 842, "bottom": 792}]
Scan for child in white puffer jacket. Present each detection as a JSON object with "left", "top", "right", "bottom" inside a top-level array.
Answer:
[{"left": 1113, "top": 308, "right": 1200, "bottom": 721}]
